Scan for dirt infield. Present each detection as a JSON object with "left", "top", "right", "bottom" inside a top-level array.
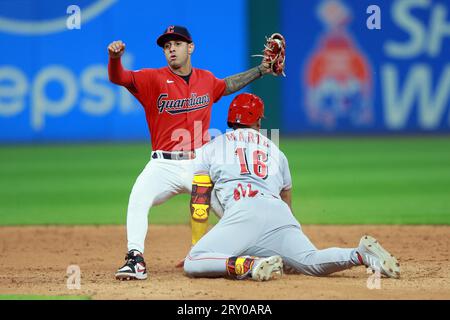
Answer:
[{"left": 1, "top": 225, "right": 449, "bottom": 300}]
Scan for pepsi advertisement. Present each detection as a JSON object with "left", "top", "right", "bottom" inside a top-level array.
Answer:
[
  {"left": 282, "top": 0, "right": 450, "bottom": 134},
  {"left": 0, "top": 0, "right": 247, "bottom": 143}
]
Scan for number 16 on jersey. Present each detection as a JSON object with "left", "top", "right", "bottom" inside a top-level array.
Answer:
[{"left": 235, "top": 147, "right": 268, "bottom": 179}]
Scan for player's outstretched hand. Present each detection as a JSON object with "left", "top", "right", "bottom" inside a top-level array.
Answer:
[
  {"left": 108, "top": 40, "right": 125, "bottom": 59},
  {"left": 175, "top": 258, "right": 185, "bottom": 268}
]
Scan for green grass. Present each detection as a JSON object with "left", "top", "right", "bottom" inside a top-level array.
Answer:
[
  {"left": 283, "top": 137, "right": 450, "bottom": 224},
  {"left": 0, "top": 137, "right": 449, "bottom": 225},
  {"left": 0, "top": 295, "right": 91, "bottom": 300}
]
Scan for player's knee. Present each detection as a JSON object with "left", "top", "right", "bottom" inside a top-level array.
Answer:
[
  {"left": 127, "top": 196, "right": 155, "bottom": 214},
  {"left": 183, "top": 258, "right": 197, "bottom": 277},
  {"left": 183, "top": 252, "right": 211, "bottom": 278}
]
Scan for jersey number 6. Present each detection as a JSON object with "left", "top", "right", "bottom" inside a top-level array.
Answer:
[{"left": 235, "top": 147, "right": 268, "bottom": 179}]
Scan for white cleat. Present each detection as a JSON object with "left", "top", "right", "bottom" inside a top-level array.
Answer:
[
  {"left": 115, "top": 250, "right": 148, "bottom": 281},
  {"left": 251, "top": 255, "right": 283, "bottom": 281},
  {"left": 357, "top": 235, "right": 400, "bottom": 279}
]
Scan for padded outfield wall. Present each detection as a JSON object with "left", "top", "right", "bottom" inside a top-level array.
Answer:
[
  {"left": 0, "top": 0, "right": 247, "bottom": 143},
  {"left": 252, "top": 0, "right": 450, "bottom": 134},
  {"left": 1, "top": 0, "right": 450, "bottom": 143}
]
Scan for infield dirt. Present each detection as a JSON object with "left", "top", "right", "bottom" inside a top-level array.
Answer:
[{"left": 1, "top": 225, "right": 449, "bottom": 300}]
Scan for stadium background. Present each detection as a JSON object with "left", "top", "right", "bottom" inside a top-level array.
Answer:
[{"left": 0, "top": 0, "right": 449, "bottom": 300}]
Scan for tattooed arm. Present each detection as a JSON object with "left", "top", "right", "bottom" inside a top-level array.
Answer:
[{"left": 223, "top": 64, "right": 270, "bottom": 96}]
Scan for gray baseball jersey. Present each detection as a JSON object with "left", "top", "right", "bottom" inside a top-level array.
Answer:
[
  {"left": 194, "top": 128, "right": 291, "bottom": 212},
  {"left": 184, "top": 128, "right": 360, "bottom": 278}
]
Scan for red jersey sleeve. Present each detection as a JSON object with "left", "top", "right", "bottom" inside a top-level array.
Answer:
[
  {"left": 212, "top": 75, "right": 226, "bottom": 103},
  {"left": 108, "top": 57, "right": 155, "bottom": 97},
  {"left": 108, "top": 57, "right": 134, "bottom": 89},
  {"left": 129, "top": 69, "right": 155, "bottom": 98}
]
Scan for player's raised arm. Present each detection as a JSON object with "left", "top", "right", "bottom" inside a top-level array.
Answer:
[
  {"left": 107, "top": 40, "right": 135, "bottom": 89},
  {"left": 223, "top": 65, "right": 267, "bottom": 96},
  {"left": 223, "top": 33, "right": 286, "bottom": 96},
  {"left": 108, "top": 40, "right": 126, "bottom": 59}
]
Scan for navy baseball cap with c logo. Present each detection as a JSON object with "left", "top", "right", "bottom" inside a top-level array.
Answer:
[{"left": 157, "top": 25, "right": 193, "bottom": 47}]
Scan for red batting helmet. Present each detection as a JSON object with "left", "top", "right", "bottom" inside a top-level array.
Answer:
[{"left": 227, "top": 93, "right": 265, "bottom": 127}]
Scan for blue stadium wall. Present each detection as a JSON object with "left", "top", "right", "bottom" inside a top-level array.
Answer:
[
  {"left": 0, "top": 0, "right": 247, "bottom": 143},
  {"left": 1, "top": 0, "right": 449, "bottom": 143},
  {"left": 281, "top": 0, "right": 450, "bottom": 134}
]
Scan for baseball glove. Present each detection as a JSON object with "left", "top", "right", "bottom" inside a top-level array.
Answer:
[{"left": 254, "top": 33, "right": 286, "bottom": 77}]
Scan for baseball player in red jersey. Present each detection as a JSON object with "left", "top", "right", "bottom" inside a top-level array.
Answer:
[{"left": 108, "top": 25, "right": 280, "bottom": 280}]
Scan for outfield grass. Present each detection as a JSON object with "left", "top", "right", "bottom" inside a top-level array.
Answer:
[{"left": 0, "top": 137, "right": 449, "bottom": 225}]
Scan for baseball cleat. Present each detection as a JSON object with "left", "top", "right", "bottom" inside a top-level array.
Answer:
[
  {"left": 115, "top": 250, "right": 148, "bottom": 280},
  {"left": 251, "top": 255, "right": 283, "bottom": 281},
  {"left": 357, "top": 235, "right": 400, "bottom": 279}
]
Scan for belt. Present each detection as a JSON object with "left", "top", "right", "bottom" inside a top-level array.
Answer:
[{"left": 151, "top": 150, "right": 196, "bottom": 160}]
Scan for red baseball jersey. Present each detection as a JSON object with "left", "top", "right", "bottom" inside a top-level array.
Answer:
[{"left": 108, "top": 57, "right": 226, "bottom": 151}]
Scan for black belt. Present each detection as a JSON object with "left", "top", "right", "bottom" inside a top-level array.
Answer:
[{"left": 151, "top": 151, "right": 196, "bottom": 160}]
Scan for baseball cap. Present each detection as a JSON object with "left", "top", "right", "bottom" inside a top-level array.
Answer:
[{"left": 157, "top": 25, "right": 193, "bottom": 47}]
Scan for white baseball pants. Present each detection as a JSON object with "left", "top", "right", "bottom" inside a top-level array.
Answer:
[{"left": 126, "top": 154, "right": 223, "bottom": 253}]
